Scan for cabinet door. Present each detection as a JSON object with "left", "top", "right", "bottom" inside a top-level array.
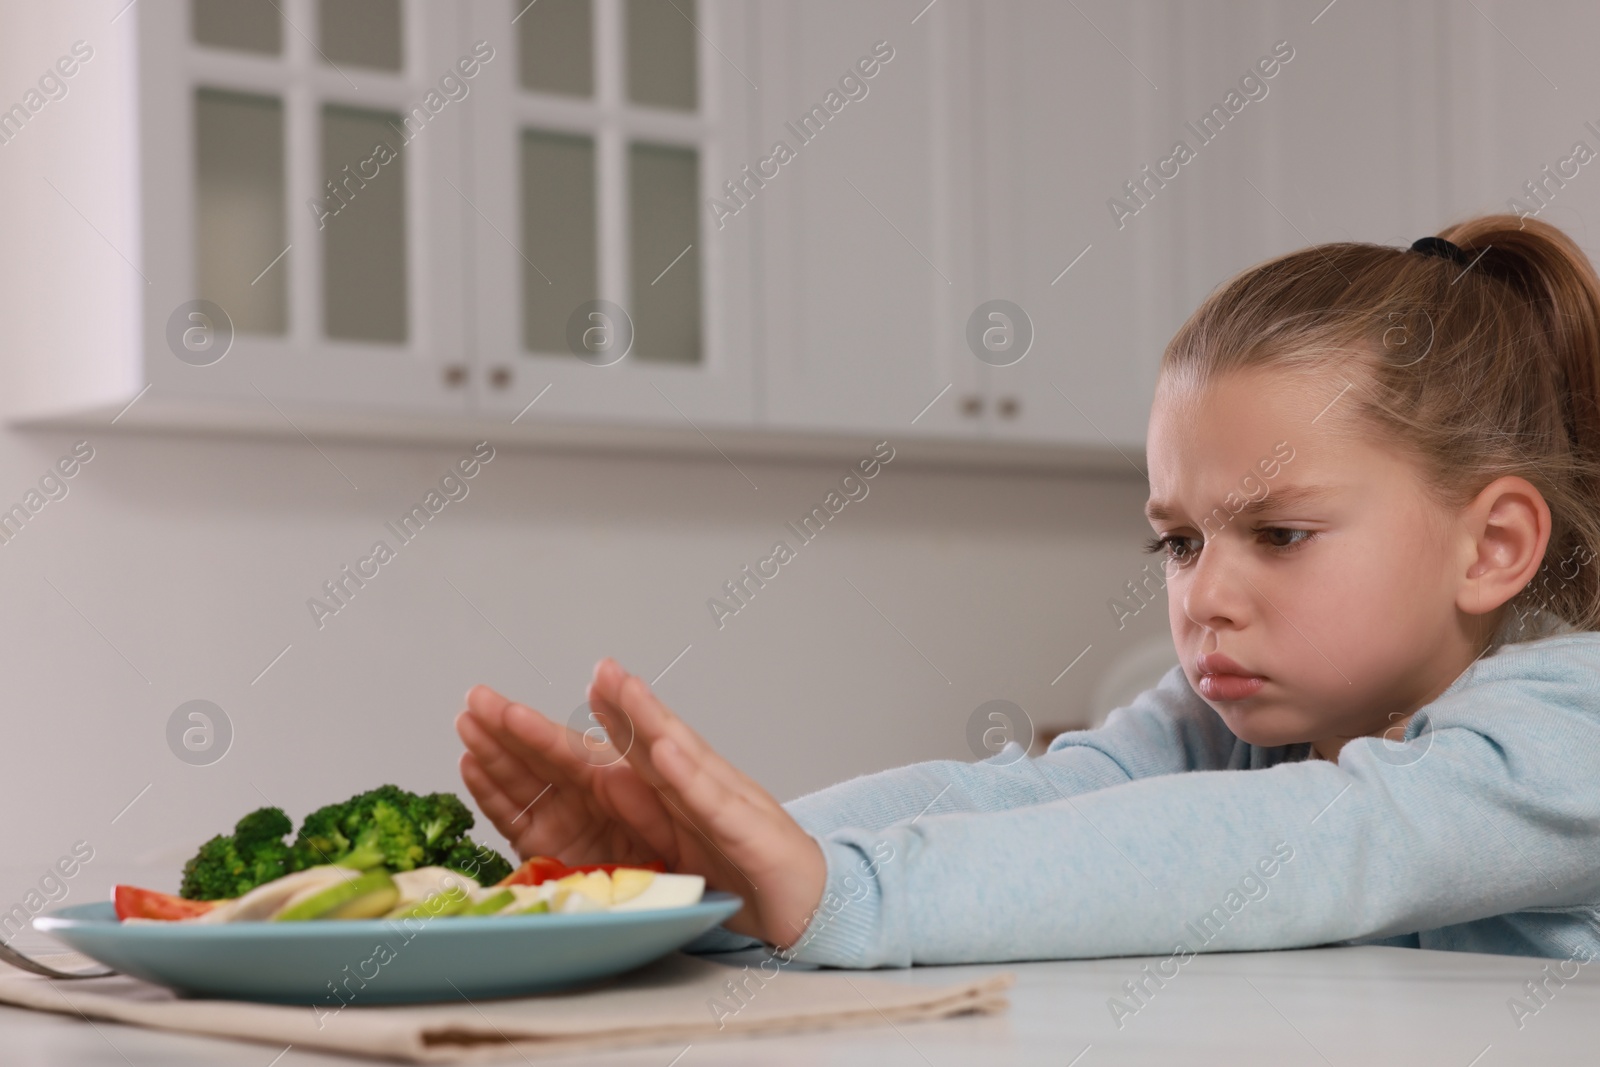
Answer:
[
  {"left": 757, "top": 0, "right": 981, "bottom": 440},
  {"left": 980, "top": 1, "right": 1459, "bottom": 454},
  {"left": 464, "top": 0, "right": 758, "bottom": 427},
  {"left": 1154, "top": 1, "right": 1446, "bottom": 376},
  {"left": 137, "top": 0, "right": 470, "bottom": 412},
  {"left": 977, "top": 0, "right": 1172, "bottom": 454}
]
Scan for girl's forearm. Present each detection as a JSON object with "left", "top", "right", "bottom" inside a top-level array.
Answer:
[{"left": 782, "top": 664, "right": 1236, "bottom": 838}]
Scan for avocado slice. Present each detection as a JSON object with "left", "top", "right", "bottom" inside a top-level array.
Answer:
[
  {"left": 459, "top": 889, "right": 515, "bottom": 916},
  {"left": 274, "top": 869, "right": 398, "bottom": 921},
  {"left": 508, "top": 898, "right": 550, "bottom": 915},
  {"left": 385, "top": 886, "right": 472, "bottom": 921}
]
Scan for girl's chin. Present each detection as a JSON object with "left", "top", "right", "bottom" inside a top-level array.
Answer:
[{"left": 1215, "top": 705, "right": 1318, "bottom": 749}]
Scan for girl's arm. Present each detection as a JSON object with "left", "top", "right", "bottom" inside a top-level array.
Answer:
[
  {"left": 782, "top": 663, "right": 1256, "bottom": 837},
  {"left": 787, "top": 635, "right": 1600, "bottom": 967},
  {"left": 688, "top": 664, "right": 1242, "bottom": 954}
]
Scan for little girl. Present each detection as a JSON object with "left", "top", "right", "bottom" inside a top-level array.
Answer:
[{"left": 455, "top": 213, "right": 1600, "bottom": 968}]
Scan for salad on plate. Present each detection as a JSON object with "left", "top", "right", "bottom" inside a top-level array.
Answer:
[{"left": 113, "top": 785, "right": 704, "bottom": 925}]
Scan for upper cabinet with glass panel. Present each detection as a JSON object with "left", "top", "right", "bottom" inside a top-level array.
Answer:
[
  {"left": 189, "top": 0, "right": 414, "bottom": 350},
  {"left": 119, "top": 0, "right": 756, "bottom": 424},
  {"left": 18, "top": 0, "right": 755, "bottom": 432},
  {"left": 129, "top": 0, "right": 469, "bottom": 409},
  {"left": 506, "top": 0, "right": 702, "bottom": 367},
  {"left": 466, "top": 0, "right": 756, "bottom": 425}
]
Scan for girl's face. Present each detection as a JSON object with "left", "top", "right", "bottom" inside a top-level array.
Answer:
[{"left": 1144, "top": 366, "right": 1486, "bottom": 759}]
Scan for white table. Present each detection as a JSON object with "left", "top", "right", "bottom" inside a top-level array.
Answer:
[{"left": 0, "top": 943, "right": 1590, "bottom": 1065}]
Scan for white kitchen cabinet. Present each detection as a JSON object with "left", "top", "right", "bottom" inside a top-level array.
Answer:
[
  {"left": 7, "top": 0, "right": 762, "bottom": 437},
  {"left": 1162, "top": 0, "right": 1449, "bottom": 326},
  {"left": 4, "top": 0, "right": 478, "bottom": 422},
  {"left": 973, "top": 0, "right": 1457, "bottom": 454},
  {"left": 754, "top": 0, "right": 1182, "bottom": 455},
  {"left": 136, "top": 0, "right": 472, "bottom": 414},
  {"left": 10, "top": 0, "right": 1573, "bottom": 472},
  {"left": 755, "top": 0, "right": 982, "bottom": 441},
  {"left": 463, "top": 0, "right": 761, "bottom": 427},
  {"left": 975, "top": 0, "right": 1172, "bottom": 454}
]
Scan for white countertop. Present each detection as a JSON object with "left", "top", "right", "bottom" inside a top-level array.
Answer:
[{"left": 0, "top": 943, "right": 1589, "bottom": 1065}]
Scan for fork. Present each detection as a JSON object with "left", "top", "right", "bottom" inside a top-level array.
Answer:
[{"left": 0, "top": 939, "right": 115, "bottom": 979}]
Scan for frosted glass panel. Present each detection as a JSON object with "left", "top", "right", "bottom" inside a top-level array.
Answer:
[
  {"left": 319, "top": 0, "right": 402, "bottom": 72},
  {"left": 626, "top": 0, "right": 696, "bottom": 110},
  {"left": 320, "top": 106, "right": 407, "bottom": 343},
  {"left": 520, "top": 130, "right": 597, "bottom": 354},
  {"left": 192, "top": 0, "right": 282, "bottom": 55},
  {"left": 196, "top": 89, "right": 287, "bottom": 334},
  {"left": 516, "top": 0, "right": 593, "bottom": 97},
  {"left": 628, "top": 142, "right": 700, "bottom": 364}
]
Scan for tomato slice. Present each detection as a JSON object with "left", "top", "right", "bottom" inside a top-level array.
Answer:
[
  {"left": 496, "top": 856, "right": 572, "bottom": 886},
  {"left": 496, "top": 857, "right": 667, "bottom": 886},
  {"left": 113, "top": 885, "right": 220, "bottom": 921}
]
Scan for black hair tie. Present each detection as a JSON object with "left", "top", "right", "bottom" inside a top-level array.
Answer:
[{"left": 1409, "top": 236, "right": 1473, "bottom": 267}]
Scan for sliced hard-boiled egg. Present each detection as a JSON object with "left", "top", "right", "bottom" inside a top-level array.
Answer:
[
  {"left": 551, "top": 870, "right": 613, "bottom": 913},
  {"left": 609, "top": 867, "right": 656, "bottom": 904},
  {"left": 608, "top": 872, "right": 705, "bottom": 912}
]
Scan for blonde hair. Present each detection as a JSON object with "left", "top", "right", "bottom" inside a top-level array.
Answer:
[{"left": 1160, "top": 214, "right": 1600, "bottom": 637}]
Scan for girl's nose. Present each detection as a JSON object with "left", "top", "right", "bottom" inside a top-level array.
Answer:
[{"left": 1182, "top": 538, "right": 1248, "bottom": 630}]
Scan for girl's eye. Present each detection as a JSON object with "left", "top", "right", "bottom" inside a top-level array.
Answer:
[
  {"left": 1143, "top": 534, "right": 1196, "bottom": 565},
  {"left": 1142, "top": 528, "right": 1316, "bottom": 565},
  {"left": 1259, "top": 527, "right": 1316, "bottom": 553}
]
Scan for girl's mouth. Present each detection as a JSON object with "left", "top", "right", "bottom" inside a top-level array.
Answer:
[{"left": 1198, "top": 674, "right": 1267, "bottom": 701}]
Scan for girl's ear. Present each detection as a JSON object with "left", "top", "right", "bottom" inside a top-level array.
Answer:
[{"left": 1454, "top": 476, "right": 1552, "bottom": 617}]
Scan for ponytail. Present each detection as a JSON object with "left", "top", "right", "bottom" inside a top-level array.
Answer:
[{"left": 1438, "top": 216, "right": 1600, "bottom": 479}]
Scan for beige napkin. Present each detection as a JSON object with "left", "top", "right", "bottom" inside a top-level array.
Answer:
[{"left": 0, "top": 951, "right": 1012, "bottom": 1063}]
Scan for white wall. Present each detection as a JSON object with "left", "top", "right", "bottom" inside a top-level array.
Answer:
[{"left": 0, "top": 425, "right": 1167, "bottom": 934}]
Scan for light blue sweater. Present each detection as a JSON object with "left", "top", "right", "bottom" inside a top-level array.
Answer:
[{"left": 689, "top": 611, "right": 1600, "bottom": 966}]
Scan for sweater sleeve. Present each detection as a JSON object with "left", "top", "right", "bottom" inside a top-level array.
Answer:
[
  {"left": 781, "top": 663, "right": 1246, "bottom": 837},
  {"left": 683, "top": 663, "right": 1231, "bottom": 956},
  {"left": 785, "top": 634, "right": 1600, "bottom": 968}
]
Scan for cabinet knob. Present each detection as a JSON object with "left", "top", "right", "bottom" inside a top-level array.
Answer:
[
  {"left": 489, "top": 366, "right": 512, "bottom": 390},
  {"left": 443, "top": 364, "right": 468, "bottom": 388},
  {"left": 960, "top": 394, "right": 983, "bottom": 417},
  {"left": 997, "top": 396, "right": 1020, "bottom": 419}
]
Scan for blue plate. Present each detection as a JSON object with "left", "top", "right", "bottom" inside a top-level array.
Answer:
[{"left": 34, "top": 893, "right": 744, "bottom": 1005}]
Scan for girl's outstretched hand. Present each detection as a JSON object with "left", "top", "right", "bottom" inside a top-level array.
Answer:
[
  {"left": 455, "top": 661, "right": 828, "bottom": 950},
  {"left": 586, "top": 658, "right": 828, "bottom": 949},
  {"left": 455, "top": 684, "right": 666, "bottom": 869}
]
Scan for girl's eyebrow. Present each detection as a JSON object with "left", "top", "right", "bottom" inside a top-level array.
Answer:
[{"left": 1144, "top": 484, "right": 1336, "bottom": 524}]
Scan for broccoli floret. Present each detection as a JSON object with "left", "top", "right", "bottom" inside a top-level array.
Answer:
[
  {"left": 409, "top": 791, "right": 475, "bottom": 855},
  {"left": 178, "top": 806, "right": 295, "bottom": 900},
  {"left": 233, "top": 806, "right": 293, "bottom": 843},
  {"left": 439, "top": 837, "right": 512, "bottom": 886},
  {"left": 187, "top": 787, "right": 501, "bottom": 895},
  {"left": 289, "top": 804, "right": 350, "bottom": 870},
  {"left": 290, "top": 785, "right": 430, "bottom": 873}
]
